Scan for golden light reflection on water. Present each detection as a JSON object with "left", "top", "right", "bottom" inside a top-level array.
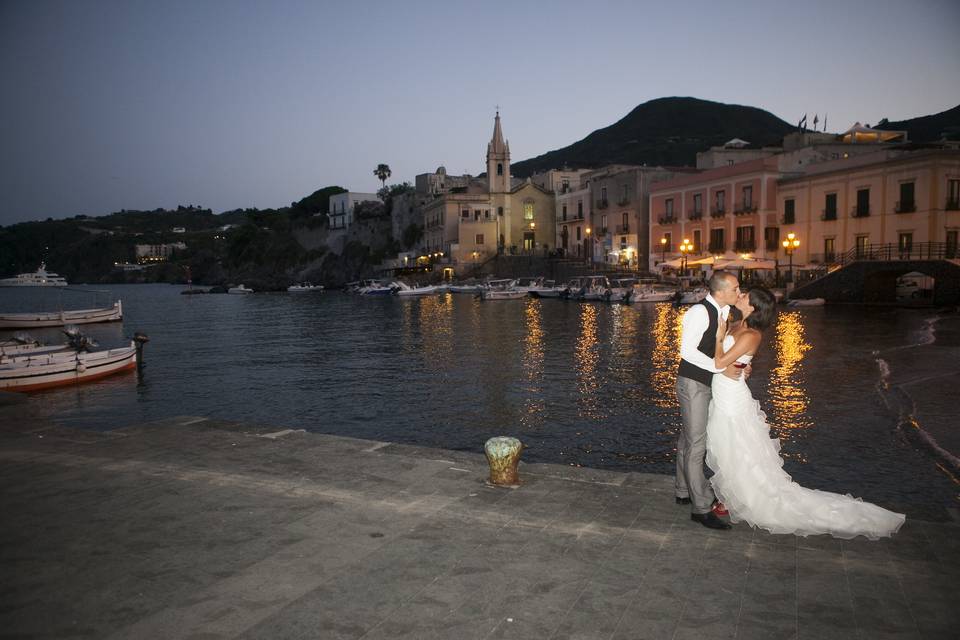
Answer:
[
  {"left": 576, "top": 304, "right": 603, "bottom": 420},
  {"left": 520, "top": 298, "right": 545, "bottom": 428},
  {"left": 650, "top": 304, "right": 683, "bottom": 408},
  {"left": 769, "top": 310, "right": 814, "bottom": 454},
  {"left": 414, "top": 295, "right": 454, "bottom": 370}
]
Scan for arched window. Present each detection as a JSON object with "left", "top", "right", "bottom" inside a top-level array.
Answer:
[
  {"left": 523, "top": 202, "right": 534, "bottom": 220},
  {"left": 497, "top": 163, "right": 503, "bottom": 176},
  {"left": 498, "top": 207, "right": 504, "bottom": 216}
]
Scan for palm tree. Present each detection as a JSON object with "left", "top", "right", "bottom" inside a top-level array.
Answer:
[{"left": 374, "top": 164, "right": 391, "bottom": 189}]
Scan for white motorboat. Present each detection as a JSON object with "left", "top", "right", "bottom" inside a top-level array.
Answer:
[
  {"left": 627, "top": 284, "right": 676, "bottom": 303},
  {"left": 786, "top": 297, "right": 826, "bottom": 307},
  {"left": 0, "top": 342, "right": 138, "bottom": 392},
  {"left": 287, "top": 283, "right": 324, "bottom": 292},
  {"left": 480, "top": 279, "right": 526, "bottom": 300},
  {"left": 0, "top": 263, "right": 68, "bottom": 287},
  {"left": 573, "top": 276, "right": 611, "bottom": 301},
  {"left": 0, "top": 301, "right": 123, "bottom": 329},
  {"left": 678, "top": 287, "right": 708, "bottom": 304},
  {"left": 228, "top": 284, "right": 254, "bottom": 294},
  {"left": 449, "top": 283, "right": 483, "bottom": 294},
  {"left": 359, "top": 281, "right": 397, "bottom": 295},
  {"left": 528, "top": 280, "right": 565, "bottom": 298},
  {"left": 394, "top": 282, "right": 440, "bottom": 297},
  {"left": 512, "top": 277, "right": 546, "bottom": 293},
  {"left": 603, "top": 278, "right": 636, "bottom": 303}
]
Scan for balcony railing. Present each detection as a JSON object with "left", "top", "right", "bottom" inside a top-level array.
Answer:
[
  {"left": 851, "top": 205, "right": 870, "bottom": 218},
  {"left": 734, "top": 241, "right": 756, "bottom": 252},
  {"left": 710, "top": 208, "right": 726, "bottom": 218},
  {"left": 733, "top": 203, "right": 757, "bottom": 215},
  {"left": 599, "top": 227, "right": 608, "bottom": 235},
  {"left": 820, "top": 209, "right": 838, "bottom": 221},
  {"left": 616, "top": 224, "right": 630, "bottom": 234},
  {"left": 708, "top": 242, "right": 726, "bottom": 253},
  {"left": 688, "top": 209, "right": 703, "bottom": 221},
  {"left": 657, "top": 215, "right": 676, "bottom": 225},
  {"left": 946, "top": 198, "right": 960, "bottom": 211},
  {"left": 895, "top": 200, "right": 916, "bottom": 213},
  {"left": 596, "top": 199, "right": 609, "bottom": 209},
  {"left": 556, "top": 212, "right": 585, "bottom": 223}
]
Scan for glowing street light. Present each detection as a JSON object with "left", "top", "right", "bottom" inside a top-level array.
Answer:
[
  {"left": 679, "top": 238, "right": 694, "bottom": 276},
  {"left": 782, "top": 232, "right": 800, "bottom": 283},
  {"left": 584, "top": 227, "right": 592, "bottom": 264},
  {"left": 660, "top": 236, "right": 667, "bottom": 264}
]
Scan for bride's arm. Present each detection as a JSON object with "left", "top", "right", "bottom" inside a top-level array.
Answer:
[{"left": 714, "top": 330, "right": 760, "bottom": 369}]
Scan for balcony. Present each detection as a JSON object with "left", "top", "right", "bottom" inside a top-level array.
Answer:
[
  {"left": 618, "top": 197, "right": 630, "bottom": 206},
  {"left": 895, "top": 200, "right": 916, "bottom": 214},
  {"left": 556, "top": 212, "right": 585, "bottom": 223},
  {"left": 734, "top": 240, "right": 756, "bottom": 252},
  {"left": 851, "top": 205, "right": 870, "bottom": 218},
  {"left": 710, "top": 208, "right": 726, "bottom": 218},
  {"left": 708, "top": 242, "right": 726, "bottom": 253},
  {"left": 598, "top": 227, "right": 608, "bottom": 236},
  {"left": 688, "top": 209, "right": 703, "bottom": 221},
  {"left": 616, "top": 224, "right": 630, "bottom": 234},
  {"left": 820, "top": 209, "right": 838, "bottom": 221},
  {"left": 733, "top": 203, "right": 757, "bottom": 215},
  {"left": 657, "top": 215, "right": 676, "bottom": 225},
  {"left": 596, "top": 199, "right": 609, "bottom": 209},
  {"left": 946, "top": 198, "right": 960, "bottom": 211}
]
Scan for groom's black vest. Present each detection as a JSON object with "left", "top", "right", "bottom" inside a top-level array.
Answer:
[{"left": 677, "top": 299, "right": 718, "bottom": 387}]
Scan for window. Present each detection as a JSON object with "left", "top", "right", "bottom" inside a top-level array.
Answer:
[
  {"left": 664, "top": 232, "right": 673, "bottom": 251},
  {"left": 497, "top": 163, "right": 503, "bottom": 176},
  {"left": 665, "top": 198, "right": 674, "bottom": 216},
  {"left": 824, "top": 237, "right": 835, "bottom": 262},
  {"left": 693, "top": 193, "right": 702, "bottom": 214},
  {"left": 498, "top": 207, "right": 503, "bottom": 216},
  {"left": 475, "top": 234, "right": 484, "bottom": 245},
  {"left": 523, "top": 202, "right": 534, "bottom": 220},
  {"left": 576, "top": 226, "right": 582, "bottom": 241},
  {"left": 898, "top": 182, "right": 915, "bottom": 212},
  {"left": 856, "top": 189, "right": 870, "bottom": 217},
  {"left": 947, "top": 230, "right": 958, "bottom": 257},
  {"left": 715, "top": 190, "right": 726, "bottom": 212},
  {"left": 899, "top": 232, "right": 913, "bottom": 254},
  {"left": 600, "top": 214, "right": 607, "bottom": 231},
  {"left": 600, "top": 186, "right": 607, "bottom": 204},
  {"left": 562, "top": 204, "right": 567, "bottom": 220},
  {"left": 948, "top": 179, "right": 960, "bottom": 209},
  {"left": 485, "top": 209, "right": 490, "bottom": 219},
  {"left": 561, "top": 225, "right": 568, "bottom": 249},
  {"left": 784, "top": 198, "right": 795, "bottom": 224},
  {"left": 474, "top": 209, "right": 481, "bottom": 220},
  {"left": 621, "top": 184, "right": 628, "bottom": 202},
  {"left": 764, "top": 227, "right": 779, "bottom": 251},
  {"left": 709, "top": 228, "right": 725, "bottom": 253},
  {"left": 561, "top": 179, "right": 570, "bottom": 193},
  {"left": 461, "top": 209, "right": 470, "bottom": 218},
  {"left": 692, "top": 230, "right": 701, "bottom": 252},
  {"left": 577, "top": 200, "right": 583, "bottom": 216},
  {"left": 824, "top": 193, "right": 837, "bottom": 220},
  {"left": 856, "top": 235, "right": 870, "bottom": 258},
  {"left": 622, "top": 212, "right": 629, "bottom": 227},
  {"left": 735, "top": 226, "right": 755, "bottom": 252},
  {"left": 743, "top": 186, "right": 753, "bottom": 209}
]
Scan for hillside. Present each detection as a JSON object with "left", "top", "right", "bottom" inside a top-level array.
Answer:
[
  {"left": 875, "top": 103, "right": 960, "bottom": 141},
  {"left": 511, "top": 97, "right": 796, "bottom": 176}
]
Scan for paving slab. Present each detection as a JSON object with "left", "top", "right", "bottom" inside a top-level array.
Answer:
[{"left": 0, "top": 412, "right": 957, "bottom": 639}]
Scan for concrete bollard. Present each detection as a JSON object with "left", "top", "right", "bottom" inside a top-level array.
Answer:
[{"left": 484, "top": 436, "right": 523, "bottom": 487}]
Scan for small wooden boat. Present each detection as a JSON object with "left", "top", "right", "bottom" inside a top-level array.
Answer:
[
  {"left": 0, "top": 341, "right": 138, "bottom": 391},
  {"left": 0, "top": 301, "right": 122, "bottom": 329}
]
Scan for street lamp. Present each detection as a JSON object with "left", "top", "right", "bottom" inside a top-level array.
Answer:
[
  {"left": 660, "top": 237, "right": 667, "bottom": 264},
  {"left": 679, "top": 238, "right": 694, "bottom": 277},
  {"left": 585, "top": 227, "right": 592, "bottom": 264},
  {"left": 782, "top": 232, "right": 800, "bottom": 284}
]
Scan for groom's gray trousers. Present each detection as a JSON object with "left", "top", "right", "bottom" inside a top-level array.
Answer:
[{"left": 676, "top": 375, "right": 716, "bottom": 514}]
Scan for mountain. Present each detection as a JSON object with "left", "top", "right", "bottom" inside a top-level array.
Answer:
[
  {"left": 511, "top": 97, "right": 796, "bottom": 176},
  {"left": 874, "top": 103, "right": 960, "bottom": 142}
]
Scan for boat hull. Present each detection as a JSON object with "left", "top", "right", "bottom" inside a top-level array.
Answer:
[
  {"left": 0, "top": 344, "right": 137, "bottom": 392},
  {"left": 0, "top": 302, "right": 122, "bottom": 329}
]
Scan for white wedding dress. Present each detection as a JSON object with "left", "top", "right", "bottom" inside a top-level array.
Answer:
[{"left": 705, "top": 336, "right": 905, "bottom": 540}]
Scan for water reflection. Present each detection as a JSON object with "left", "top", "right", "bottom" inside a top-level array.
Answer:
[
  {"left": 769, "top": 310, "right": 814, "bottom": 453},
  {"left": 650, "top": 304, "right": 682, "bottom": 407},
  {"left": 575, "top": 304, "right": 603, "bottom": 420},
  {"left": 416, "top": 295, "right": 453, "bottom": 370},
  {"left": 519, "top": 299, "right": 545, "bottom": 428}
]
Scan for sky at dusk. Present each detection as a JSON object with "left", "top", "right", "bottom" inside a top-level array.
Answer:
[{"left": 1, "top": 0, "right": 958, "bottom": 226}]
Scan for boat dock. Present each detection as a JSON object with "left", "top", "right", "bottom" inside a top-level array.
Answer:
[{"left": 2, "top": 404, "right": 957, "bottom": 639}]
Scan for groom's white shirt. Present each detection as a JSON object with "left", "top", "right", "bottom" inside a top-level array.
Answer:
[{"left": 679, "top": 294, "right": 728, "bottom": 375}]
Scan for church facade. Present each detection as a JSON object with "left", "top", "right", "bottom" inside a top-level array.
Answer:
[{"left": 421, "top": 113, "right": 555, "bottom": 272}]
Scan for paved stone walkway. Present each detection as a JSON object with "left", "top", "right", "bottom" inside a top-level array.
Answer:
[{"left": 1, "top": 408, "right": 957, "bottom": 639}]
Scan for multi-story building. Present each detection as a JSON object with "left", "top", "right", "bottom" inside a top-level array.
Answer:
[
  {"left": 328, "top": 192, "right": 380, "bottom": 230},
  {"left": 777, "top": 147, "right": 960, "bottom": 265},
  {"left": 531, "top": 168, "right": 592, "bottom": 195},
  {"left": 555, "top": 185, "right": 591, "bottom": 258},
  {"left": 414, "top": 167, "right": 470, "bottom": 199},
  {"left": 135, "top": 242, "right": 187, "bottom": 264}
]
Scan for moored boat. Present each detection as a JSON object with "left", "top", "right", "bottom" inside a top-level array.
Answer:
[
  {"left": 394, "top": 282, "right": 440, "bottom": 297},
  {"left": 786, "top": 297, "right": 826, "bottom": 307},
  {"left": 480, "top": 279, "right": 526, "bottom": 300},
  {"left": 0, "top": 263, "right": 68, "bottom": 287},
  {"left": 287, "top": 283, "right": 324, "bottom": 292},
  {"left": 228, "top": 284, "right": 254, "bottom": 294},
  {"left": 0, "top": 342, "right": 138, "bottom": 392},
  {"left": 0, "top": 301, "right": 122, "bottom": 329}
]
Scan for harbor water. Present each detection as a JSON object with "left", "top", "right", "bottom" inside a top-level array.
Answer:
[{"left": 2, "top": 284, "right": 957, "bottom": 521}]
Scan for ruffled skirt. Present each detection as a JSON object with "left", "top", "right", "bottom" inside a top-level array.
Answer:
[{"left": 705, "top": 374, "right": 905, "bottom": 540}]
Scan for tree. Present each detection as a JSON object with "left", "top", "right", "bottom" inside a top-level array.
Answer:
[{"left": 373, "top": 164, "right": 392, "bottom": 190}]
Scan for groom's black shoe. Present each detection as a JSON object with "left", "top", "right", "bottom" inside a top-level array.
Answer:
[
  {"left": 691, "top": 512, "right": 732, "bottom": 530},
  {"left": 675, "top": 496, "right": 692, "bottom": 505}
]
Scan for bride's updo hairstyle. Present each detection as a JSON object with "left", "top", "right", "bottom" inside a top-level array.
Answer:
[{"left": 745, "top": 287, "right": 777, "bottom": 330}]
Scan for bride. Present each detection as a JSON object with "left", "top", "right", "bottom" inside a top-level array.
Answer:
[{"left": 705, "top": 287, "right": 905, "bottom": 540}]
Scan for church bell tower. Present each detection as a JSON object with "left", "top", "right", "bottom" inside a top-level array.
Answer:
[{"left": 486, "top": 111, "right": 510, "bottom": 194}]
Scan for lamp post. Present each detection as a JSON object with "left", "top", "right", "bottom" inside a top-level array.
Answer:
[
  {"left": 585, "top": 227, "right": 592, "bottom": 264},
  {"left": 679, "top": 238, "right": 693, "bottom": 279},
  {"left": 660, "top": 237, "right": 667, "bottom": 265},
  {"left": 782, "top": 232, "right": 800, "bottom": 287}
]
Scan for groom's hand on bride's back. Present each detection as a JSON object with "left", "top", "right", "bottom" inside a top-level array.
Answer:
[{"left": 743, "top": 363, "right": 753, "bottom": 379}]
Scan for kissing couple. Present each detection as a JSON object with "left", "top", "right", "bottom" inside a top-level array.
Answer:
[{"left": 674, "top": 271, "right": 905, "bottom": 539}]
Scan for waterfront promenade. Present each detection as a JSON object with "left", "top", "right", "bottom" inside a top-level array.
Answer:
[{"left": 2, "top": 399, "right": 957, "bottom": 639}]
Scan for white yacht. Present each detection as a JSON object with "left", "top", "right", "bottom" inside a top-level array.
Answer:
[{"left": 0, "top": 263, "right": 68, "bottom": 287}]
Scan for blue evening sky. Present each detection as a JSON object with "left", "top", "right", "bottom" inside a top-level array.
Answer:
[{"left": 1, "top": 0, "right": 957, "bottom": 225}]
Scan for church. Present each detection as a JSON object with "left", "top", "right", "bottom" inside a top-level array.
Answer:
[{"left": 420, "top": 112, "right": 556, "bottom": 272}]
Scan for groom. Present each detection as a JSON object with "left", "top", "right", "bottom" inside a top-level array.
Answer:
[{"left": 675, "top": 271, "right": 741, "bottom": 530}]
